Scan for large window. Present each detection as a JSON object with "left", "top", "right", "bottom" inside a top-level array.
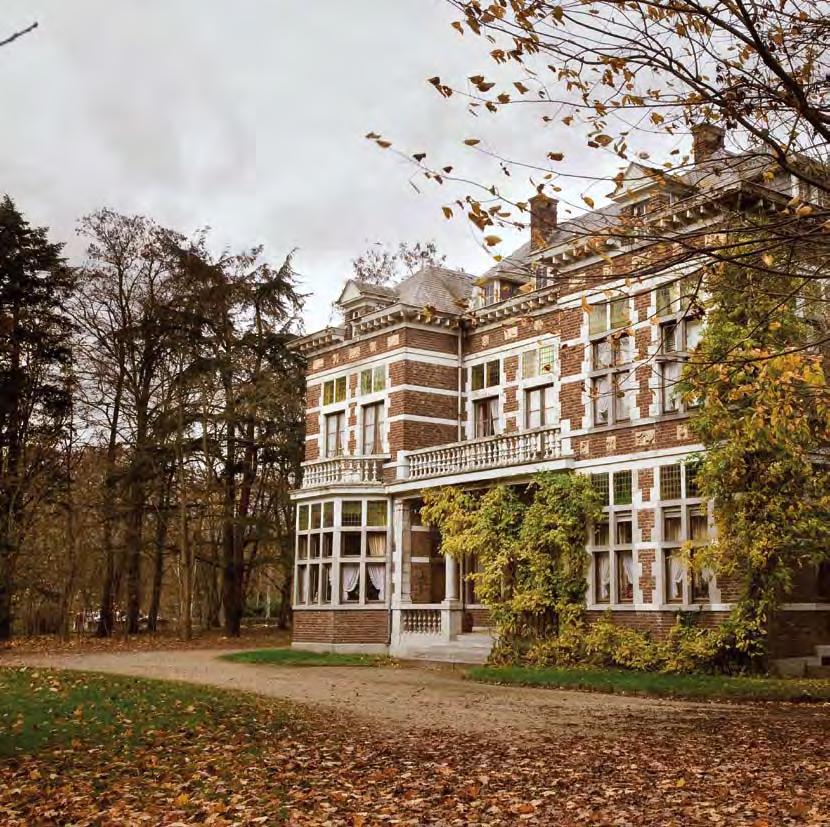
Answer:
[
  {"left": 325, "top": 411, "right": 347, "bottom": 458},
  {"left": 362, "top": 402, "right": 385, "bottom": 454},
  {"left": 589, "top": 470, "right": 635, "bottom": 604},
  {"left": 295, "top": 499, "right": 389, "bottom": 607},
  {"left": 474, "top": 397, "right": 499, "bottom": 438},
  {"left": 590, "top": 335, "right": 634, "bottom": 426},
  {"left": 655, "top": 276, "right": 704, "bottom": 413},
  {"left": 658, "top": 463, "right": 712, "bottom": 604}
]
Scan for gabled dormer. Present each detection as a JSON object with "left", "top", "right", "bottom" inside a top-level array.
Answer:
[
  {"left": 336, "top": 280, "right": 397, "bottom": 332},
  {"left": 607, "top": 162, "right": 690, "bottom": 217}
]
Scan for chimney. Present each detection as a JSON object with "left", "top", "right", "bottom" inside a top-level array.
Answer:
[
  {"left": 529, "top": 193, "right": 558, "bottom": 250},
  {"left": 692, "top": 123, "right": 725, "bottom": 165}
]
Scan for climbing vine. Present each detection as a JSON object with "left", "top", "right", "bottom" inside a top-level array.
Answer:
[{"left": 420, "top": 472, "right": 601, "bottom": 661}]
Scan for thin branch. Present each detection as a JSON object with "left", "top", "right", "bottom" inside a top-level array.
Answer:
[{"left": 0, "top": 21, "right": 38, "bottom": 49}]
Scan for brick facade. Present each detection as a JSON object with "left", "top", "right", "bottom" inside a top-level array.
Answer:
[{"left": 293, "top": 609, "right": 390, "bottom": 644}]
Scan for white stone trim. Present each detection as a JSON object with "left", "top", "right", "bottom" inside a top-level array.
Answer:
[{"left": 387, "top": 414, "right": 458, "bottom": 426}]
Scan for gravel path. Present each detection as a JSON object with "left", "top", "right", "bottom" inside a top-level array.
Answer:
[{"left": 4, "top": 647, "right": 763, "bottom": 740}]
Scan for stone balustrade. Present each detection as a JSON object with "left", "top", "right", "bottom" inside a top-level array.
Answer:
[
  {"left": 404, "top": 426, "right": 563, "bottom": 481},
  {"left": 301, "top": 455, "right": 387, "bottom": 489}
]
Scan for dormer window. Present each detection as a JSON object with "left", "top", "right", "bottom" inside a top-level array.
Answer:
[{"left": 484, "top": 281, "right": 498, "bottom": 305}]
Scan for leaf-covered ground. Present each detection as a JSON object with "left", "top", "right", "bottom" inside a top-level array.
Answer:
[{"left": 1, "top": 666, "right": 828, "bottom": 826}]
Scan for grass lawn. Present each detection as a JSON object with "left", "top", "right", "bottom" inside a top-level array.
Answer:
[
  {"left": 222, "top": 647, "right": 384, "bottom": 667},
  {"left": 0, "top": 667, "right": 293, "bottom": 824},
  {"left": 467, "top": 664, "right": 830, "bottom": 702}
]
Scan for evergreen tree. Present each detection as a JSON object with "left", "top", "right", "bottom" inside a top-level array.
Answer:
[{"left": 0, "top": 196, "right": 74, "bottom": 640}]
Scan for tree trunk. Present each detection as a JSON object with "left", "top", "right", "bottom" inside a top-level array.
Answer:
[
  {"left": 124, "top": 479, "right": 145, "bottom": 635},
  {"left": 147, "top": 496, "right": 169, "bottom": 633},
  {"left": 0, "top": 549, "right": 13, "bottom": 642}
]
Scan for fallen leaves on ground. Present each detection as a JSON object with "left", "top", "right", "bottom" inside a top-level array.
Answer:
[
  {"left": 1, "top": 667, "right": 828, "bottom": 826},
  {"left": 0, "top": 627, "right": 290, "bottom": 657}
]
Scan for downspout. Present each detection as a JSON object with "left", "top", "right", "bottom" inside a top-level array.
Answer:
[{"left": 457, "top": 322, "right": 464, "bottom": 442}]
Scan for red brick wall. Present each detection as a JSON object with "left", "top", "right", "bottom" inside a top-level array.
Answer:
[
  {"left": 293, "top": 609, "right": 390, "bottom": 644},
  {"left": 768, "top": 611, "right": 830, "bottom": 658},
  {"left": 388, "top": 390, "right": 457, "bottom": 420},
  {"left": 390, "top": 360, "right": 458, "bottom": 390},
  {"left": 585, "top": 609, "right": 730, "bottom": 640}
]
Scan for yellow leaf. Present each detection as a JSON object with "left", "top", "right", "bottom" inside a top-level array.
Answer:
[
  {"left": 464, "top": 138, "right": 481, "bottom": 146},
  {"left": 442, "top": 206, "right": 453, "bottom": 219},
  {"left": 174, "top": 793, "right": 190, "bottom": 807},
  {"left": 483, "top": 235, "right": 502, "bottom": 247},
  {"left": 582, "top": 195, "right": 595, "bottom": 208},
  {"left": 796, "top": 204, "right": 813, "bottom": 216},
  {"left": 376, "top": 140, "right": 392, "bottom": 149},
  {"left": 548, "top": 151, "right": 564, "bottom": 161}
]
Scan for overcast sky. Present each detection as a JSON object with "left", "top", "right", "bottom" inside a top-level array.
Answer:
[{"left": 1, "top": 1, "right": 649, "bottom": 332}]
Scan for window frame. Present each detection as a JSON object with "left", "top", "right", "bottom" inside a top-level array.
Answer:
[
  {"left": 361, "top": 400, "right": 386, "bottom": 455},
  {"left": 294, "top": 498, "right": 391, "bottom": 608},
  {"left": 657, "top": 463, "right": 714, "bottom": 606},
  {"left": 587, "top": 299, "right": 634, "bottom": 428},
  {"left": 588, "top": 470, "right": 636, "bottom": 605}
]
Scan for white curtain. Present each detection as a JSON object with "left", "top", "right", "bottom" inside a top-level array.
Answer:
[
  {"left": 367, "top": 564, "right": 386, "bottom": 601},
  {"left": 669, "top": 554, "right": 685, "bottom": 599},
  {"left": 598, "top": 554, "right": 611, "bottom": 600},
  {"left": 595, "top": 375, "right": 611, "bottom": 423},
  {"left": 341, "top": 564, "right": 360, "bottom": 601},
  {"left": 622, "top": 553, "right": 635, "bottom": 587},
  {"left": 298, "top": 567, "right": 308, "bottom": 604},
  {"left": 367, "top": 533, "right": 387, "bottom": 557},
  {"left": 488, "top": 397, "right": 500, "bottom": 435}
]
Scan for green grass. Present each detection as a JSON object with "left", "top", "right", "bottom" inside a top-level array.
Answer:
[
  {"left": 467, "top": 664, "right": 830, "bottom": 702},
  {"left": 0, "top": 667, "right": 283, "bottom": 758},
  {"left": 222, "top": 648, "right": 384, "bottom": 667}
]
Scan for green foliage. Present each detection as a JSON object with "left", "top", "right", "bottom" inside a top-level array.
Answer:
[
  {"left": 524, "top": 610, "right": 769, "bottom": 675},
  {"left": 223, "top": 648, "right": 384, "bottom": 667},
  {"left": 681, "top": 250, "right": 830, "bottom": 625},
  {"left": 421, "top": 473, "right": 601, "bottom": 661},
  {"left": 467, "top": 664, "right": 830, "bottom": 702}
]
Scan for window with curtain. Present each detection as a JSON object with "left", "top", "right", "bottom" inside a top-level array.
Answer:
[
  {"left": 366, "top": 563, "right": 385, "bottom": 601},
  {"left": 362, "top": 402, "right": 385, "bottom": 454},
  {"left": 617, "top": 550, "right": 634, "bottom": 602},
  {"left": 525, "top": 385, "right": 556, "bottom": 429},
  {"left": 656, "top": 276, "right": 704, "bottom": 413},
  {"left": 325, "top": 411, "right": 346, "bottom": 457},
  {"left": 308, "top": 565, "right": 320, "bottom": 604},
  {"left": 590, "top": 334, "right": 633, "bottom": 426},
  {"left": 595, "top": 552, "right": 611, "bottom": 603},
  {"left": 341, "top": 564, "right": 360, "bottom": 602},
  {"left": 590, "top": 470, "right": 636, "bottom": 603},
  {"left": 367, "top": 533, "right": 387, "bottom": 557},
  {"left": 321, "top": 564, "right": 332, "bottom": 603},
  {"left": 474, "top": 397, "right": 499, "bottom": 438},
  {"left": 657, "top": 463, "right": 713, "bottom": 604}
]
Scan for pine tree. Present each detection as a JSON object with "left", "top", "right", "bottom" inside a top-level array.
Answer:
[{"left": 0, "top": 196, "right": 74, "bottom": 640}]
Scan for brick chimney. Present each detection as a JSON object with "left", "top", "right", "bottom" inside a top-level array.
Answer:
[
  {"left": 692, "top": 123, "right": 725, "bottom": 165},
  {"left": 529, "top": 193, "right": 558, "bottom": 250}
]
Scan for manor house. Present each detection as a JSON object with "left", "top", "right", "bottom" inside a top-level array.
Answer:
[{"left": 289, "top": 125, "right": 829, "bottom": 666}]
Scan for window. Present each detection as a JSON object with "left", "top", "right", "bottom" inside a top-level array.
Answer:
[
  {"left": 658, "top": 463, "right": 713, "bottom": 604},
  {"left": 323, "top": 502, "right": 334, "bottom": 528},
  {"left": 589, "top": 470, "right": 635, "bottom": 604},
  {"left": 366, "top": 501, "right": 387, "bottom": 526},
  {"left": 656, "top": 276, "right": 704, "bottom": 413},
  {"left": 471, "top": 360, "right": 500, "bottom": 391},
  {"left": 360, "top": 366, "right": 386, "bottom": 395},
  {"left": 297, "top": 536, "right": 308, "bottom": 559},
  {"left": 322, "top": 533, "right": 333, "bottom": 557},
  {"left": 362, "top": 402, "right": 385, "bottom": 454},
  {"left": 589, "top": 297, "right": 630, "bottom": 336},
  {"left": 366, "top": 563, "right": 385, "bottom": 601},
  {"left": 522, "top": 343, "right": 556, "bottom": 379},
  {"left": 484, "top": 281, "right": 499, "bottom": 305},
  {"left": 342, "top": 501, "right": 362, "bottom": 527},
  {"left": 591, "top": 332, "right": 633, "bottom": 427},
  {"left": 309, "top": 535, "right": 320, "bottom": 559},
  {"left": 298, "top": 505, "right": 309, "bottom": 531},
  {"left": 296, "top": 565, "right": 308, "bottom": 604},
  {"left": 311, "top": 503, "right": 321, "bottom": 530},
  {"left": 308, "top": 565, "right": 320, "bottom": 604},
  {"left": 474, "top": 397, "right": 499, "bottom": 438},
  {"left": 613, "top": 470, "right": 632, "bottom": 505},
  {"left": 321, "top": 564, "right": 332, "bottom": 603},
  {"left": 525, "top": 385, "right": 556, "bottom": 429},
  {"left": 325, "top": 411, "right": 346, "bottom": 458},
  {"left": 341, "top": 532, "right": 361, "bottom": 556},
  {"left": 341, "top": 564, "right": 360, "bottom": 602},
  {"left": 660, "top": 465, "right": 682, "bottom": 500},
  {"left": 323, "top": 376, "right": 347, "bottom": 405},
  {"left": 594, "top": 551, "right": 611, "bottom": 603},
  {"left": 367, "top": 532, "right": 387, "bottom": 557}
]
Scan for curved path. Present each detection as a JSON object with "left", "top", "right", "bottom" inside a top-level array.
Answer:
[{"left": 3, "top": 647, "right": 775, "bottom": 740}]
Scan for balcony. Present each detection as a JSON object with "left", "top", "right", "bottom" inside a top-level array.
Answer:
[
  {"left": 300, "top": 455, "right": 387, "bottom": 489},
  {"left": 403, "top": 426, "right": 566, "bottom": 481}
]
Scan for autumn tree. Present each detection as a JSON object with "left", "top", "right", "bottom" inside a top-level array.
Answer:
[
  {"left": 351, "top": 241, "right": 446, "bottom": 285},
  {"left": 74, "top": 210, "right": 184, "bottom": 635},
  {"left": 683, "top": 247, "right": 830, "bottom": 629},
  {"left": 0, "top": 196, "right": 74, "bottom": 641}
]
